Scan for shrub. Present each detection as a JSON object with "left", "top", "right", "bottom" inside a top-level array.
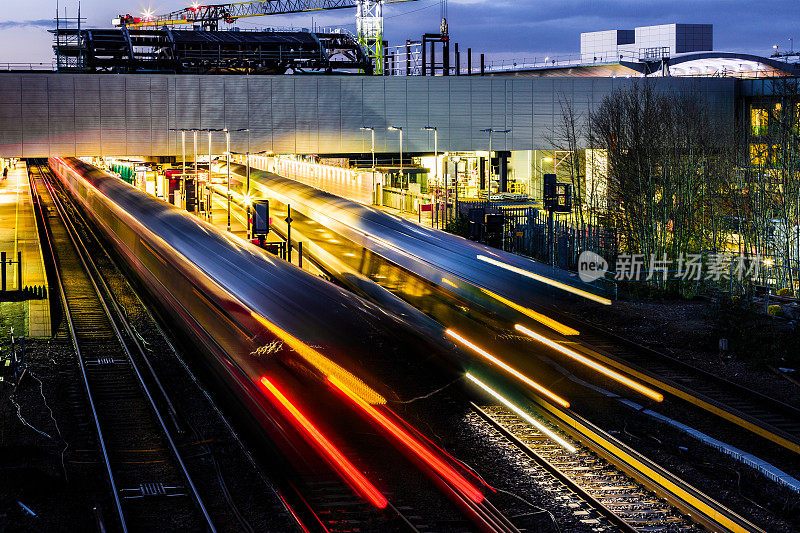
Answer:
[
  {"left": 712, "top": 297, "right": 799, "bottom": 366},
  {"left": 445, "top": 215, "right": 470, "bottom": 239}
]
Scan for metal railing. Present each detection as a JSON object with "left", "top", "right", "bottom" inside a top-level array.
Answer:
[
  {"left": 0, "top": 62, "right": 57, "bottom": 72},
  {"left": 479, "top": 51, "right": 641, "bottom": 73},
  {"left": 382, "top": 186, "right": 431, "bottom": 214}
]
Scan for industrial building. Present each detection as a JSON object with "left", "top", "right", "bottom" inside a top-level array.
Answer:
[
  {"left": 0, "top": 19, "right": 797, "bottom": 211},
  {"left": 2, "top": 1, "right": 800, "bottom": 530}
]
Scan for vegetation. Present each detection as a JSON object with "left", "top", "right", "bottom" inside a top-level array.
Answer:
[
  {"left": 445, "top": 214, "right": 470, "bottom": 239},
  {"left": 574, "top": 78, "right": 800, "bottom": 298},
  {"left": 712, "top": 297, "right": 800, "bottom": 365}
]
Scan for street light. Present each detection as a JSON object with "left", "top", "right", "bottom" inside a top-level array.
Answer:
[
  {"left": 480, "top": 128, "right": 511, "bottom": 194},
  {"left": 422, "top": 126, "right": 437, "bottom": 226},
  {"left": 388, "top": 126, "right": 403, "bottom": 210},
  {"left": 193, "top": 129, "right": 199, "bottom": 200},
  {"left": 450, "top": 155, "right": 461, "bottom": 223},
  {"left": 171, "top": 128, "right": 199, "bottom": 205},
  {"left": 360, "top": 126, "right": 377, "bottom": 204},
  {"left": 204, "top": 128, "right": 224, "bottom": 217},
  {"left": 223, "top": 128, "right": 248, "bottom": 232},
  {"left": 208, "top": 129, "right": 213, "bottom": 180},
  {"left": 232, "top": 149, "right": 271, "bottom": 239},
  {"left": 537, "top": 156, "right": 554, "bottom": 201},
  {"left": 181, "top": 131, "right": 186, "bottom": 175}
]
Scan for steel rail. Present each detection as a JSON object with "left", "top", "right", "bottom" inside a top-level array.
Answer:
[
  {"left": 46, "top": 160, "right": 512, "bottom": 533},
  {"left": 238, "top": 157, "right": 800, "bottom": 456},
  {"left": 520, "top": 387, "right": 766, "bottom": 533},
  {"left": 29, "top": 164, "right": 128, "bottom": 532},
  {"left": 215, "top": 163, "right": 769, "bottom": 531},
  {"left": 537, "top": 307, "right": 800, "bottom": 455},
  {"left": 212, "top": 188, "right": 519, "bottom": 533},
  {"left": 470, "top": 403, "right": 640, "bottom": 533},
  {"left": 36, "top": 162, "right": 217, "bottom": 532}
]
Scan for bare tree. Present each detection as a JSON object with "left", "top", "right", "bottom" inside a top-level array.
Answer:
[
  {"left": 549, "top": 94, "right": 587, "bottom": 227},
  {"left": 746, "top": 78, "right": 800, "bottom": 293},
  {"left": 588, "top": 80, "right": 735, "bottom": 293}
]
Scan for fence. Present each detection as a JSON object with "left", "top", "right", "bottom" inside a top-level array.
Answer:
[
  {"left": 382, "top": 187, "right": 432, "bottom": 214},
  {"left": 456, "top": 200, "right": 797, "bottom": 298},
  {"left": 457, "top": 201, "right": 619, "bottom": 273},
  {"left": 508, "top": 209, "right": 619, "bottom": 271}
]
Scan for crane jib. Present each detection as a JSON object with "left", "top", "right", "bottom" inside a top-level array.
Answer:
[{"left": 118, "top": 0, "right": 418, "bottom": 29}]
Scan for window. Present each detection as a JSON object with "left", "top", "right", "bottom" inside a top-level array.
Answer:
[
  {"left": 750, "top": 106, "right": 768, "bottom": 136},
  {"left": 795, "top": 103, "right": 800, "bottom": 135},
  {"left": 750, "top": 143, "right": 769, "bottom": 166}
]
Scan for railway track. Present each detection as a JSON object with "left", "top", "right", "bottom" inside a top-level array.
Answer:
[
  {"left": 212, "top": 176, "right": 761, "bottom": 531},
  {"left": 467, "top": 389, "right": 765, "bottom": 533},
  {"left": 38, "top": 160, "right": 525, "bottom": 532},
  {"left": 538, "top": 308, "right": 800, "bottom": 456},
  {"left": 471, "top": 404, "right": 695, "bottom": 533},
  {"left": 34, "top": 163, "right": 216, "bottom": 532},
  {"left": 36, "top": 161, "right": 426, "bottom": 533}
]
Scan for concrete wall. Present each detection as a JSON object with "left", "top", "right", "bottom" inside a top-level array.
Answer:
[
  {"left": 581, "top": 24, "right": 713, "bottom": 61},
  {"left": 0, "top": 73, "right": 735, "bottom": 157}
]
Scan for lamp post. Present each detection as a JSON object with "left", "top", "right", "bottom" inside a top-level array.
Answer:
[
  {"left": 224, "top": 129, "right": 231, "bottom": 232},
  {"left": 221, "top": 128, "right": 249, "bottom": 232},
  {"left": 193, "top": 129, "right": 199, "bottom": 183},
  {"left": 208, "top": 129, "right": 213, "bottom": 180},
  {"left": 232, "top": 149, "right": 271, "bottom": 240},
  {"left": 422, "top": 126, "right": 437, "bottom": 226},
  {"left": 206, "top": 129, "right": 218, "bottom": 218},
  {"left": 480, "top": 128, "right": 510, "bottom": 195},
  {"left": 192, "top": 129, "right": 200, "bottom": 212},
  {"left": 538, "top": 155, "right": 554, "bottom": 201},
  {"left": 360, "top": 126, "right": 376, "bottom": 204},
  {"left": 170, "top": 128, "right": 193, "bottom": 205},
  {"left": 450, "top": 155, "right": 461, "bottom": 223},
  {"left": 388, "top": 126, "right": 403, "bottom": 211},
  {"left": 181, "top": 130, "right": 186, "bottom": 175}
]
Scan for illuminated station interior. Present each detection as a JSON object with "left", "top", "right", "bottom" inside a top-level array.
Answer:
[{"left": 1, "top": 1, "right": 799, "bottom": 532}]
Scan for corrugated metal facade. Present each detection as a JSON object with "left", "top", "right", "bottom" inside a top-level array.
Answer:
[{"left": 0, "top": 73, "right": 735, "bottom": 157}]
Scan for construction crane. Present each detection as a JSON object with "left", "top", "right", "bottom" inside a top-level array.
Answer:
[{"left": 113, "top": 0, "right": 420, "bottom": 75}]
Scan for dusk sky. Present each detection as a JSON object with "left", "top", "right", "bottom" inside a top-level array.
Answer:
[{"left": 0, "top": 0, "right": 795, "bottom": 65}]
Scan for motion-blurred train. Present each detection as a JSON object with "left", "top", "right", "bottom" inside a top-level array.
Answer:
[
  {"left": 48, "top": 157, "right": 513, "bottom": 531},
  {"left": 220, "top": 162, "right": 612, "bottom": 332}
]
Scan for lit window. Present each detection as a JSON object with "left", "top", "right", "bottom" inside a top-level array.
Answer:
[
  {"left": 750, "top": 143, "right": 768, "bottom": 166},
  {"left": 795, "top": 103, "right": 800, "bottom": 135},
  {"left": 750, "top": 106, "right": 768, "bottom": 136}
]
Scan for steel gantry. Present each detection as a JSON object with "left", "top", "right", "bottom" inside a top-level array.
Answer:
[
  {"left": 114, "top": 0, "right": 418, "bottom": 74},
  {"left": 356, "top": 1, "right": 384, "bottom": 75}
]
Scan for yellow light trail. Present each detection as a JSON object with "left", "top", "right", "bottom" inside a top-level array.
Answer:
[
  {"left": 466, "top": 373, "right": 577, "bottom": 453},
  {"left": 514, "top": 324, "right": 663, "bottom": 402},
  {"left": 476, "top": 255, "right": 612, "bottom": 305},
  {"left": 445, "top": 329, "right": 570, "bottom": 408},
  {"left": 479, "top": 287, "right": 579, "bottom": 336},
  {"left": 250, "top": 311, "right": 386, "bottom": 405}
]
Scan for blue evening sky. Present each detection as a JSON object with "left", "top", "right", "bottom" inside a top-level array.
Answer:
[{"left": 0, "top": 0, "right": 796, "bottom": 64}]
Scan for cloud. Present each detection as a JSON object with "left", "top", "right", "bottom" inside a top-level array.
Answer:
[
  {"left": 0, "top": 19, "right": 54, "bottom": 29},
  {"left": 1, "top": 0, "right": 795, "bottom": 63}
]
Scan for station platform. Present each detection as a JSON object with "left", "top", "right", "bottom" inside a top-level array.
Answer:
[
  {"left": 0, "top": 161, "right": 51, "bottom": 338},
  {"left": 205, "top": 187, "right": 324, "bottom": 276},
  {"left": 376, "top": 204, "right": 437, "bottom": 227}
]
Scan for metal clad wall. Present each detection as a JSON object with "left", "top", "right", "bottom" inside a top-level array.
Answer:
[{"left": 0, "top": 73, "right": 736, "bottom": 157}]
